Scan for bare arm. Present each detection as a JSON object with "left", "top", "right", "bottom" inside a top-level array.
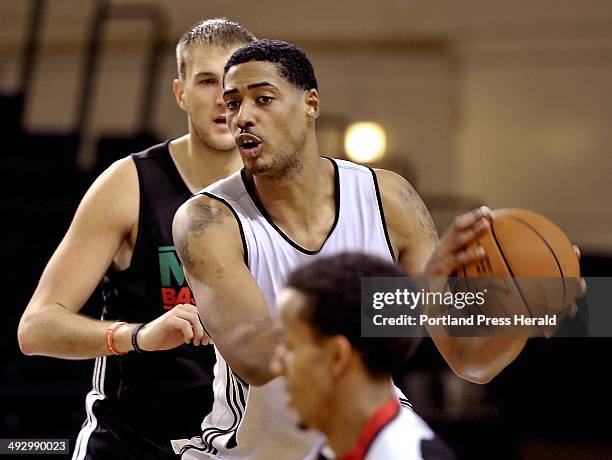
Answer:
[
  {"left": 173, "top": 195, "right": 278, "bottom": 386},
  {"left": 375, "top": 169, "right": 526, "bottom": 384},
  {"left": 18, "top": 158, "right": 139, "bottom": 358},
  {"left": 18, "top": 158, "right": 205, "bottom": 359}
]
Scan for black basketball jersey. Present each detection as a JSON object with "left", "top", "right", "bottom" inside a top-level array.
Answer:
[{"left": 73, "top": 140, "right": 215, "bottom": 460}]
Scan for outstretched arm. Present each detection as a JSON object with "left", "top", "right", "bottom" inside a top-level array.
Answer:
[
  {"left": 18, "top": 158, "right": 206, "bottom": 359},
  {"left": 173, "top": 195, "right": 279, "bottom": 385},
  {"left": 375, "top": 169, "right": 527, "bottom": 384}
]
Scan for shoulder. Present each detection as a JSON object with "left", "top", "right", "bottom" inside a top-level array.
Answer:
[
  {"left": 173, "top": 194, "right": 243, "bottom": 272},
  {"left": 130, "top": 140, "right": 169, "bottom": 161},
  {"left": 75, "top": 157, "right": 138, "bottom": 228},
  {"left": 173, "top": 193, "right": 236, "bottom": 237},
  {"left": 331, "top": 157, "right": 370, "bottom": 172},
  {"left": 202, "top": 169, "right": 248, "bottom": 201},
  {"left": 47, "top": 156, "right": 140, "bottom": 247},
  {"left": 328, "top": 157, "right": 376, "bottom": 180},
  {"left": 370, "top": 168, "right": 438, "bottom": 270},
  {"left": 94, "top": 156, "right": 138, "bottom": 206},
  {"left": 372, "top": 168, "right": 409, "bottom": 196},
  {"left": 367, "top": 408, "right": 434, "bottom": 460},
  {"left": 83, "top": 156, "right": 139, "bottom": 201},
  {"left": 373, "top": 167, "right": 436, "bottom": 233},
  {"left": 370, "top": 168, "right": 424, "bottom": 235}
]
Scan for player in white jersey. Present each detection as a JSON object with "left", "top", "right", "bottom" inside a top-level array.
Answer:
[
  {"left": 177, "top": 156, "right": 414, "bottom": 459},
  {"left": 173, "top": 40, "right": 526, "bottom": 458},
  {"left": 275, "top": 252, "right": 455, "bottom": 460}
]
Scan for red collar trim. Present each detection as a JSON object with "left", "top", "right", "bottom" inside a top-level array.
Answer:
[{"left": 339, "top": 398, "right": 400, "bottom": 460}]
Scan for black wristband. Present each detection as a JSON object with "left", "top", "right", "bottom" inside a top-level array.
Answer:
[{"left": 131, "top": 323, "right": 147, "bottom": 353}]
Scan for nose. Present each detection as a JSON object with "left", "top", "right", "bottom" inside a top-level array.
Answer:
[
  {"left": 236, "top": 101, "right": 255, "bottom": 130},
  {"left": 215, "top": 91, "right": 225, "bottom": 109}
]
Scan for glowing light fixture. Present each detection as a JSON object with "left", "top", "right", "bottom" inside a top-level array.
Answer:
[{"left": 344, "top": 122, "right": 386, "bottom": 163}]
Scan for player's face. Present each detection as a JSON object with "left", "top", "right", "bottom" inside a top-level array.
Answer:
[
  {"left": 176, "top": 44, "right": 242, "bottom": 152},
  {"left": 275, "top": 288, "right": 335, "bottom": 431},
  {"left": 223, "top": 61, "right": 311, "bottom": 177}
]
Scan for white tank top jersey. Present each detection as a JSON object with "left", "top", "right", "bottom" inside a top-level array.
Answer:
[
  {"left": 359, "top": 400, "right": 434, "bottom": 460},
  {"left": 181, "top": 158, "right": 419, "bottom": 460},
  {"left": 366, "top": 410, "right": 434, "bottom": 460}
]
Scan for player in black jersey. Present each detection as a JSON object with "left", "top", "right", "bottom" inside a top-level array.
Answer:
[{"left": 18, "top": 19, "right": 255, "bottom": 460}]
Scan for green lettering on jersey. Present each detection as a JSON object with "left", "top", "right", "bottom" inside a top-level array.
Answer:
[{"left": 158, "top": 246, "right": 185, "bottom": 286}]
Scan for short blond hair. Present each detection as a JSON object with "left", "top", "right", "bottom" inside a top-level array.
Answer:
[{"left": 176, "top": 18, "right": 256, "bottom": 80}]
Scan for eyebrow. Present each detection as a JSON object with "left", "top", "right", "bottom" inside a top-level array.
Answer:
[
  {"left": 193, "top": 71, "right": 217, "bottom": 79},
  {"left": 223, "top": 81, "right": 278, "bottom": 97},
  {"left": 247, "top": 81, "right": 277, "bottom": 90}
]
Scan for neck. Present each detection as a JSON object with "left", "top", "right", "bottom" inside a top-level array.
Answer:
[
  {"left": 252, "top": 140, "right": 331, "bottom": 227},
  {"left": 169, "top": 133, "right": 243, "bottom": 192},
  {"left": 324, "top": 375, "right": 395, "bottom": 459}
]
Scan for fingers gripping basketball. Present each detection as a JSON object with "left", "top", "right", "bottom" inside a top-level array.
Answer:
[{"left": 459, "top": 208, "right": 582, "bottom": 326}]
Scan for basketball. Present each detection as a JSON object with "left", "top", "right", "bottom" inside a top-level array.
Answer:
[{"left": 458, "top": 208, "right": 581, "bottom": 325}]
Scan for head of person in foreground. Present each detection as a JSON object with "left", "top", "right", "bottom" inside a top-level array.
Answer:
[{"left": 274, "top": 252, "right": 422, "bottom": 433}]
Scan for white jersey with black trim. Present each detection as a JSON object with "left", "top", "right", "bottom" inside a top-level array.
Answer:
[
  {"left": 182, "top": 158, "right": 403, "bottom": 460},
  {"left": 366, "top": 405, "right": 434, "bottom": 460}
]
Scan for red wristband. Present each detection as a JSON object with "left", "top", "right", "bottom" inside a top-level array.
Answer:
[{"left": 106, "top": 321, "right": 128, "bottom": 355}]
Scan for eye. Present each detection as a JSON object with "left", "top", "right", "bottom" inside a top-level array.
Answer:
[
  {"left": 200, "top": 78, "right": 216, "bottom": 85},
  {"left": 257, "top": 96, "right": 274, "bottom": 105},
  {"left": 226, "top": 100, "right": 240, "bottom": 110}
]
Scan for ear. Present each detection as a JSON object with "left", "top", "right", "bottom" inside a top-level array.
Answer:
[
  {"left": 305, "top": 89, "right": 320, "bottom": 121},
  {"left": 173, "top": 78, "right": 187, "bottom": 112},
  {"left": 327, "top": 335, "right": 353, "bottom": 380}
]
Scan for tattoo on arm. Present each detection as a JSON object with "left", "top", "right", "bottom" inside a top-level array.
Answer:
[
  {"left": 400, "top": 182, "right": 438, "bottom": 240},
  {"left": 176, "top": 200, "right": 224, "bottom": 272}
]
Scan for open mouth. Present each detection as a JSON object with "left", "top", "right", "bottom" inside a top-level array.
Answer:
[
  {"left": 237, "top": 133, "right": 263, "bottom": 158},
  {"left": 213, "top": 116, "right": 227, "bottom": 125}
]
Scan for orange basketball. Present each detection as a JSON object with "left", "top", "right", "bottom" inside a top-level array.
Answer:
[{"left": 459, "top": 208, "right": 581, "bottom": 321}]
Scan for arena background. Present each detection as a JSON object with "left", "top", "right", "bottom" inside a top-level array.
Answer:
[{"left": 1, "top": 0, "right": 611, "bottom": 458}]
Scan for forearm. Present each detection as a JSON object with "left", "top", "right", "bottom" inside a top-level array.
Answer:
[
  {"left": 432, "top": 335, "right": 527, "bottom": 384},
  {"left": 378, "top": 171, "right": 526, "bottom": 383},
  {"left": 18, "top": 303, "right": 135, "bottom": 359},
  {"left": 212, "top": 316, "right": 279, "bottom": 386},
  {"left": 421, "top": 276, "right": 527, "bottom": 383}
]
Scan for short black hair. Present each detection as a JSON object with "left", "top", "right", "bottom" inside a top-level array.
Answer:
[
  {"left": 176, "top": 18, "right": 256, "bottom": 80},
  {"left": 224, "top": 39, "right": 318, "bottom": 91},
  {"left": 285, "top": 252, "right": 421, "bottom": 377}
]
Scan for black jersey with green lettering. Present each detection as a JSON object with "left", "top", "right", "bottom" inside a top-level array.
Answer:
[{"left": 73, "top": 140, "right": 216, "bottom": 460}]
